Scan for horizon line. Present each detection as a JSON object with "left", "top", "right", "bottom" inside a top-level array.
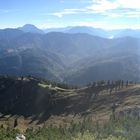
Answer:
[{"left": 0, "top": 24, "right": 140, "bottom": 31}]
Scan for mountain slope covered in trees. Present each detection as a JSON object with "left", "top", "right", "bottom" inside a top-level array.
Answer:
[{"left": 0, "top": 28, "right": 140, "bottom": 85}]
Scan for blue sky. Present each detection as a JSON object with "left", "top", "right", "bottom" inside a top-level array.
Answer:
[{"left": 0, "top": 0, "right": 139, "bottom": 29}]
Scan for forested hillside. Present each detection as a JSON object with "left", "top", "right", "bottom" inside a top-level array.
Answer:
[{"left": 0, "top": 28, "right": 140, "bottom": 85}]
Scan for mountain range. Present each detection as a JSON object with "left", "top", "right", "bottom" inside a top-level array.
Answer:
[
  {"left": 4, "top": 24, "right": 139, "bottom": 38},
  {"left": 0, "top": 24, "right": 140, "bottom": 85}
]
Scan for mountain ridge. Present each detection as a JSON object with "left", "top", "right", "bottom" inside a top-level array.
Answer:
[
  {"left": 2, "top": 24, "right": 139, "bottom": 38},
  {"left": 0, "top": 28, "right": 140, "bottom": 85}
]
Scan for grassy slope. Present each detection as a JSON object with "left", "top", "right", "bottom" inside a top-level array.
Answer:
[{"left": 0, "top": 76, "right": 140, "bottom": 132}]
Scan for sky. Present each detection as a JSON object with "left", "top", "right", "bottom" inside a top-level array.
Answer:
[{"left": 0, "top": 0, "right": 140, "bottom": 29}]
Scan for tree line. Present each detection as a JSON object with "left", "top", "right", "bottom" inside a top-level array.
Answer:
[{"left": 86, "top": 80, "right": 137, "bottom": 99}]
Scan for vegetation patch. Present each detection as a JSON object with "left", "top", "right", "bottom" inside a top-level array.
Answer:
[{"left": 0, "top": 117, "right": 140, "bottom": 140}]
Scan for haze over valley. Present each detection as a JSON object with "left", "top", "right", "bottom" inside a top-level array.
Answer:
[{"left": 0, "top": 24, "right": 140, "bottom": 85}]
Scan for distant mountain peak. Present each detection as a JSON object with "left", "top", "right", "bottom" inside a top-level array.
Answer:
[
  {"left": 18, "top": 24, "right": 44, "bottom": 34},
  {"left": 22, "top": 24, "right": 38, "bottom": 28}
]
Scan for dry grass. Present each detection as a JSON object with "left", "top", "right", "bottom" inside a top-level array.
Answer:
[{"left": 0, "top": 84, "right": 140, "bottom": 131}]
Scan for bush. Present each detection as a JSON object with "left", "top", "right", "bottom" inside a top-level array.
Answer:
[{"left": 0, "top": 117, "right": 140, "bottom": 140}]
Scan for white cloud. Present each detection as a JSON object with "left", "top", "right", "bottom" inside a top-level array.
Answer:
[
  {"left": 88, "top": 0, "right": 140, "bottom": 12},
  {"left": 124, "top": 11, "right": 140, "bottom": 18},
  {"left": 50, "top": 8, "right": 85, "bottom": 18},
  {"left": 117, "top": 0, "right": 140, "bottom": 9},
  {"left": 87, "top": 0, "right": 119, "bottom": 12},
  {"left": 50, "top": 0, "right": 119, "bottom": 18},
  {"left": 86, "top": 0, "right": 140, "bottom": 18},
  {"left": 51, "top": 13, "right": 63, "bottom": 18},
  {"left": 131, "top": 24, "right": 140, "bottom": 29},
  {"left": 50, "top": 0, "right": 140, "bottom": 19},
  {"left": 102, "top": 9, "right": 140, "bottom": 18}
]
